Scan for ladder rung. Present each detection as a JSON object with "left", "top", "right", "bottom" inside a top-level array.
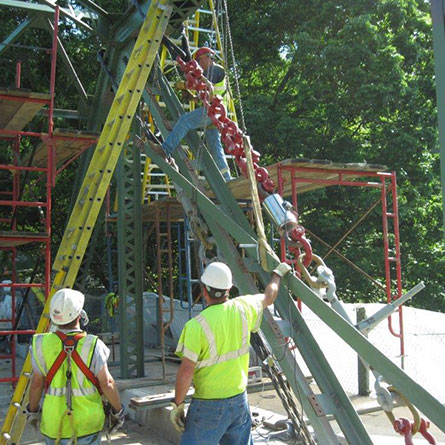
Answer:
[
  {"left": 386, "top": 212, "right": 395, "bottom": 217},
  {"left": 187, "top": 26, "right": 215, "bottom": 34}
]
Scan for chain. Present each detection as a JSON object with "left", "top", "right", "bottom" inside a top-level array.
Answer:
[
  {"left": 221, "top": 0, "right": 247, "bottom": 134},
  {"left": 251, "top": 333, "right": 317, "bottom": 445},
  {"left": 176, "top": 56, "right": 275, "bottom": 194}
]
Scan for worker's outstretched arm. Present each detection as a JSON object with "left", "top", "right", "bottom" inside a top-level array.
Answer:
[
  {"left": 97, "top": 364, "right": 121, "bottom": 412},
  {"left": 262, "top": 262, "right": 292, "bottom": 308},
  {"left": 175, "top": 357, "right": 196, "bottom": 404}
]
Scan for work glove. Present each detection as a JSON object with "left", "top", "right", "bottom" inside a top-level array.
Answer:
[
  {"left": 273, "top": 262, "right": 292, "bottom": 278},
  {"left": 23, "top": 403, "right": 41, "bottom": 433},
  {"left": 105, "top": 404, "right": 125, "bottom": 434},
  {"left": 170, "top": 401, "right": 185, "bottom": 433}
]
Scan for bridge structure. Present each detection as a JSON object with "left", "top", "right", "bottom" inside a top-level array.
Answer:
[{"left": 0, "top": 1, "right": 443, "bottom": 444}]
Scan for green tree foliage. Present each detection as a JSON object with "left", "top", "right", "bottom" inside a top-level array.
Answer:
[
  {"left": 1, "top": 1, "right": 444, "bottom": 310},
  {"left": 227, "top": 0, "right": 445, "bottom": 310}
]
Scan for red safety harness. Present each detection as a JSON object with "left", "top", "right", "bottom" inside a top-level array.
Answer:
[{"left": 45, "top": 331, "right": 102, "bottom": 394}]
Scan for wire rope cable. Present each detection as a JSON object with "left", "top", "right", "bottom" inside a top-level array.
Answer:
[{"left": 221, "top": 0, "right": 247, "bottom": 133}]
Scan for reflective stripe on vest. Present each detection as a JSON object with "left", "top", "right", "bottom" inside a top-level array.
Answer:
[
  {"left": 194, "top": 301, "right": 249, "bottom": 369},
  {"left": 33, "top": 332, "right": 104, "bottom": 439},
  {"left": 76, "top": 335, "right": 96, "bottom": 389},
  {"left": 33, "top": 335, "right": 48, "bottom": 375}
]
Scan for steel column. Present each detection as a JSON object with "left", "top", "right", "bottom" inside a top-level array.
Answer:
[{"left": 117, "top": 139, "right": 144, "bottom": 379}]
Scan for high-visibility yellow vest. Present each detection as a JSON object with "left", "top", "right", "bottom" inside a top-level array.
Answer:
[
  {"left": 213, "top": 79, "right": 227, "bottom": 104},
  {"left": 176, "top": 295, "right": 263, "bottom": 399},
  {"left": 32, "top": 332, "right": 105, "bottom": 439}
]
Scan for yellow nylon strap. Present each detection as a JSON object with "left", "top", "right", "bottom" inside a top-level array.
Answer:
[{"left": 243, "top": 135, "right": 278, "bottom": 270}]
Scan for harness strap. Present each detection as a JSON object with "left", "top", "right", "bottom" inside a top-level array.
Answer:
[
  {"left": 45, "top": 331, "right": 101, "bottom": 394},
  {"left": 71, "top": 349, "right": 101, "bottom": 392}
]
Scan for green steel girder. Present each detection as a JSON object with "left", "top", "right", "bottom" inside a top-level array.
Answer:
[
  {"left": 143, "top": 145, "right": 445, "bottom": 438},
  {"left": 117, "top": 139, "right": 145, "bottom": 379},
  {"left": 0, "top": 0, "right": 103, "bottom": 38},
  {"left": 37, "top": 0, "right": 97, "bottom": 36},
  {"left": 0, "top": 0, "right": 53, "bottom": 14},
  {"left": 43, "top": 18, "right": 89, "bottom": 103},
  {"left": 111, "top": 0, "right": 154, "bottom": 46},
  {"left": 75, "top": 0, "right": 109, "bottom": 20},
  {"left": 112, "top": 0, "right": 203, "bottom": 46},
  {"left": 167, "top": 0, "right": 205, "bottom": 34},
  {"left": 143, "top": 145, "right": 371, "bottom": 443},
  {"left": 0, "top": 16, "right": 37, "bottom": 57},
  {"left": 431, "top": 0, "right": 445, "bottom": 233},
  {"left": 152, "top": 67, "right": 254, "bottom": 231},
  {"left": 196, "top": 226, "right": 349, "bottom": 444}
]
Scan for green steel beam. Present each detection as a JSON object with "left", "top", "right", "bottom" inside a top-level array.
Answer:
[
  {"left": 112, "top": 0, "right": 203, "bottom": 45},
  {"left": 167, "top": 0, "right": 204, "bottom": 34},
  {"left": 43, "top": 19, "right": 89, "bottom": 103},
  {"left": 117, "top": 138, "right": 145, "bottom": 379},
  {"left": 143, "top": 144, "right": 370, "bottom": 443},
  {"left": 431, "top": 0, "right": 445, "bottom": 234},
  {"left": 153, "top": 67, "right": 254, "bottom": 232},
  {"left": 0, "top": 0, "right": 108, "bottom": 41},
  {"left": 0, "top": 16, "right": 37, "bottom": 57},
  {"left": 0, "top": 0, "right": 53, "bottom": 14},
  {"left": 198, "top": 225, "right": 350, "bottom": 444},
  {"left": 36, "top": 0, "right": 103, "bottom": 39},
  {"left": 39, "top": 108, "right": 89, "bottom": 120},
  {"left": 144, "top": 146, "right": 445, "bottom": 436},
  {"left": 111, "top": 2, "right": 146, "bottom": 46},
  {"left": 75, "top": 0, "right": 109, "bottom": 20}
]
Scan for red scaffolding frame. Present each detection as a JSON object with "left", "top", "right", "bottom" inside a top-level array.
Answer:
[
  {"left": 0, "top": 8, "right": 60, "bottom": 384},
  {"left": 276, "top": 163, "right": 405, "bottom": 367}
]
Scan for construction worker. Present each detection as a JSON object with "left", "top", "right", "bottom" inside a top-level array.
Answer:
[
  {"left": 26, "top": 288, "right": 124, "bottom": 444},
  {"left": 152, "top": 46, "right": 232, "bottom": 182},
  {"left": 170, "top": 261, "right": 292, "bottom": 444}
]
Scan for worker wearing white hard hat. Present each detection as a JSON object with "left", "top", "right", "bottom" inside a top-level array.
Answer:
[
  {"left": 171, "top": 261, "right": 292, "bottom": 444},
  {"left": 27, "top": 288, "right": 125, "bottom": 444},
  {"left": 49, "top": 288, "right": 88, "bottom": 326}
]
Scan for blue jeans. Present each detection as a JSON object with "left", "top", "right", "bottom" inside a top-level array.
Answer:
[
  {"left": 162, "top": 107, "right": 231, "bottom": 181},
  {"left": 44, "top": 433, "right": 100, "bottom": 445},
  {"left": 180, "top": 392, "right": 253, "bottom": 445}
]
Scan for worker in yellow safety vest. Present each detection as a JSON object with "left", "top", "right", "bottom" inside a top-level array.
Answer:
[
  {"left": 170, "top": 261, "right": 292, "bottom": 444},
  {"left": 151, "top": 46, "right": 232, "bottom": 182},
  {"left": 26, "top": 288, "right": 124, "bottom": 445}
]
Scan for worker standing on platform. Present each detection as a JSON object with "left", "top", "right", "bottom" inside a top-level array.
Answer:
[
  {"left": 152, "top": 46, "right": 232, "bottom": 182},
  {"left": 170, "top": 261, "right": 291, "bottom": 444},
  {"left": 26, "top": 288, "right": 124, "bottom": 445}
]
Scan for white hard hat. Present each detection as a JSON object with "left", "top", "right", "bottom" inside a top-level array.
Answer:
[
  {"left": 201, "top": 262, "right": 233, "bottom": 292},
  {"left": 50, "top": 288, "right": 85, "bottom": 325}
]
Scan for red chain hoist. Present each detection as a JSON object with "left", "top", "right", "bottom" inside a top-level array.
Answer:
[
  {"left": 393, "top": 417, "right": 437, "bottom": 445},
  {"left": 176, "top": 56, "right": 275, "bottom": 194}
]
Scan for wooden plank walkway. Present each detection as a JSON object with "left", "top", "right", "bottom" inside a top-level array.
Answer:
[
  {"left": 142, "top": 158, "right": 388, "bottom": 221},
  {"left": 0, "top": 89, "right": 50, "bottom": 133}
]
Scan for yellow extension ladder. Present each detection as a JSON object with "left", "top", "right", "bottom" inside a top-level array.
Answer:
[{"left": 0, "top": 1, "right": 172, "bottom": 443}]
